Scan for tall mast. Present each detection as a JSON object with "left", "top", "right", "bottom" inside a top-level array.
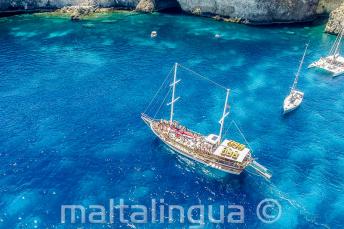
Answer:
[
  {"left": 292, "top": 44, "right": 308, "bottom": 91},
  {"left": 218, "top": 89, "right": 230, "bottom": 144},
  {"left": 168, "top": 63, "right": 180, "bottom": 125}
]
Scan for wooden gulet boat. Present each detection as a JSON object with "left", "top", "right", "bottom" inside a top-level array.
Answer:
[{"left": 142, "top": 63, "right": 272, "bottom": 179}]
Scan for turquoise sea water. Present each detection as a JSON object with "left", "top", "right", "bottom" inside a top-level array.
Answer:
[{"left": 0, "top": 12, "right": 343, "bottom": 228}]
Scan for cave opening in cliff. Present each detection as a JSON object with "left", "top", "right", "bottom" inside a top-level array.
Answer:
[{"left": 157, "top": 0, "right": 182, "bottom": 14}]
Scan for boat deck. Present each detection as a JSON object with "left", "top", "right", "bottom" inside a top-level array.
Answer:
[
  {"left": 213, "top": 139, "right": 250, "bottom": 163},
  {"left": 141, "top": 114, "right": 271, "bottom": 179},
  {"left": 309, "top": 55, "right": 344, "bottom": 77},
  {"left": 151, "top": 120, "right": 252, "bottom": 171}
]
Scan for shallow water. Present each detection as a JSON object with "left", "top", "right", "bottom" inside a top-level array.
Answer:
[{"left": 0, "top": 12, "right": 343, "bottom": 228}]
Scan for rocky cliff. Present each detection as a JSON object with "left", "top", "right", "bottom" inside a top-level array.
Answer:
[
  {"left": 325, "top": 2, "right": 344, "bottom": 34},
  {"left": 135, "top": 0, "right": 179, "bottom": 12},
  {"left": 0, "top": 0, "right": 140, "bottom": 10},
  {"left": 177, "top": 0, "right": 343, "bottom": 23},
  {"left": 317, "top": 0, "right": 343, "bottom": 14},
  {"left": 0, "top": 0, "right": 343, "bottom": 25},
  {"left": 0, "top": 0, "right": 178, "bottom": 11}
]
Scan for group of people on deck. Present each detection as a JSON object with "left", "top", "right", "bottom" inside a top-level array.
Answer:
[
  {"left": 318, "top": 56, "right": 344, "bottom": 68},
  {"left": 155, "top": 120, "right": 214, "bottom": 154}
]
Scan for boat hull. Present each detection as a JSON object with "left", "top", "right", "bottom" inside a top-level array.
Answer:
[
  {"left": 283, "top": 90, "right": 304, "bottom": 114},
  {"left": 142, "top": 114, "right": 243, "bottom": 175},
  {"left": 159, "top": 134, "right": 242, "bottom": 175},
  {"left": 141, "top": 114, "right": 272, "bottom": 179},
  {"left": 308, "top": 55, "right": 344, "bottom": 77}
]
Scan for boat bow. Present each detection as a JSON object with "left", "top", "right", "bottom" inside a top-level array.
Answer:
[{"left": 141, "top": 113, "right": 155, "bottom": 126}]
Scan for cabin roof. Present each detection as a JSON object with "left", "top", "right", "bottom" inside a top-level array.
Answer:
[{"left": 213, "top": 139, "right": 250, "bottom": 163}]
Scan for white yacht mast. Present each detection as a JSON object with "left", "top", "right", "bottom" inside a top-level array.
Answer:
[
  {"left": 292, "top": 44, "right": 308, "bottom": 91},
  {"left": 218, "top": 89, "right": 230, "bottom": 144},
  {"left": 168, "top": 63, "right": 180, "bottom": 125}
]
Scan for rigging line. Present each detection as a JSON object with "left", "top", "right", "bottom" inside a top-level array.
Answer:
[
  {"left": 222, "top": 119, "right": 234, "bottom": 139},
  {"left": 333, "top": 28, "right": 344, "bottom": 56},
  {"left": 143, "top": 66, "right": 174, "bottom": 114},
  {"left": 177, "top": 64, "right": 228, "bottom": 91},
  {"left": 144, "top": 66, "right": 173, "bottom": 114},
  {"left": 329, "top": 33, "right": 340, "bottom": 56},
  {"left": 231, "top": 120, "right": 254, "bottom": 153},
  {"left": 154, "top": 87, "right": 172, "bottom": 118}
]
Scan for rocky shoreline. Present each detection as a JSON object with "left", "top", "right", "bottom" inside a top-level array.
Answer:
[
  {"left": 54, "top": 5, "right": 119, "bottom": 21},
  {"left": 0, "top": 0, "right": 343, "bottom": 34}
]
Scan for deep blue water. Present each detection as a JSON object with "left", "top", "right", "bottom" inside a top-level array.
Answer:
[{"left": 0, "top": 12, "right": 343, "bottom": 228}]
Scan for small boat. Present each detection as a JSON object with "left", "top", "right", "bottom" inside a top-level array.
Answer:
[
  {"left": 308, "top": 27, "right": 344, "bottom": 77},
  {"left": 142, "top": 63, "right": 272, "bottom": 179},
  {"left": 283, "top": 44, "right": 308, "bottom": 114},
  {"left": 151, "top": 31, "right": 157, "bottom": 38},
  {"left": 283, "top": 90, "right": 304, "bottom": 114}
]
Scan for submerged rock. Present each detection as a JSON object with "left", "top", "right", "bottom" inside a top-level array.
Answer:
[
  {"left": 325, "top": 2, "right": 344, "bottom": 34},
  {"left": 101, "top": 19, "right": 117, "bottom": 23},
  {"left": 82, "top": 23, "right": 95, "bottom": 28}
]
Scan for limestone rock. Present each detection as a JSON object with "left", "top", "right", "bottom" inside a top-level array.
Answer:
[
  {"left": 325, "top": 2, "right": 344, "bottom": 34},
  {"left": 0, "top": 0, "right": 343, "bottom": 25},
  {"left": 176, "top": 0, "right": 340, "bottom": 24},
  {"left": 56, "top": 5, "right": 97, "bottom": 20},
  {"left": 135, "top": 0, "right": 155, "bottom": 12},
  {"left": 316, "top": 0, "right": 343, "bottom": 14},
  {"left": 0, "top": 0, "right": 141, "bottom": 11}
]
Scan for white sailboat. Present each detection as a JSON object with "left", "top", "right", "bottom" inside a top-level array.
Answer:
[
  {"left": 283, "top": 44, "right": 308, "bottom": 114},
  {"left": 308, "top": 28, "right": 344, "bottom": 77},
  {"left": 142, "top": 63, "right": 272, "bottom": 179}
]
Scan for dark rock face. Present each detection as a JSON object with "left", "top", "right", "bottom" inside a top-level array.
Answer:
[
  {"left": 325, "top": 2, "right": 344, "bottom": 34},
  {"left": 0, "top": 0, "right": 140, "bottom": 11},
  {"left": 135, "top": 0, "right": 179, "bottom": 12},
  {"left": 155, "top": 0, "right": 180, "bottom": 11},
  {"left": 0, "top": 0, "right": 179, "bottom": 11}
]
